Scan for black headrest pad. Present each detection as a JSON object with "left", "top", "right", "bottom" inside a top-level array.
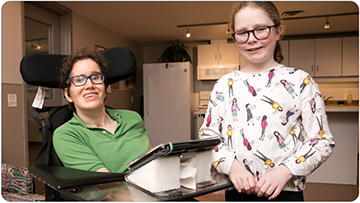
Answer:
[{"left": 20, "top": 47, "right": 136, "bottom": 88}]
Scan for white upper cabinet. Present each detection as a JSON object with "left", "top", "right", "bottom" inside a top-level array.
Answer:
[
  {"left": 289, "top": 38, "right": 342, "bottom": 77},
  {"left": 198, "top": 43, "right": 239, "bottom": 66},
  {"left": 198, "top": 44, "right": 218, "bottom": 66},
  {"left": 342, "top": 36, "right": 359, "bottom": 76},
  {"left": 289, "top": 39, "right": 315, "bottom": 75},
  {"left": 315, "top": 38, "right": 342, "bottom": 77},
  {"left": 218, "top": 44, "right": 240, "bottom": 65}
]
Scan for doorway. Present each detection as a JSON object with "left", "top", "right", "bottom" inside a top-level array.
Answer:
[{"left": 24, "top": 2, "right": 71, "bottom": 193}]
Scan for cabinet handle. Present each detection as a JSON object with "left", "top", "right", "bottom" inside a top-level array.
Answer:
[
  {"left": 220, "top": 54, "right": 222, "bottom": 60},
  {"left": 311, "top": 65, "right": 313, "bottom": 72},
  {"left": 317, "top": 65, "right": 319, "bottom": 72},
  {"left": 215, "top": 54, "right": 217, "bottom": 60}
]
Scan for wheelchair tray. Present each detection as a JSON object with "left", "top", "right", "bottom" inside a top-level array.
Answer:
[{"left": 126, "top": 137, "right": 221, "bottom": 171}]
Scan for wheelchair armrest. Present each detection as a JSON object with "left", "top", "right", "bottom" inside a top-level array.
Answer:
[{"left": 29, "top": 165, "right": 126, "bottom": 190}]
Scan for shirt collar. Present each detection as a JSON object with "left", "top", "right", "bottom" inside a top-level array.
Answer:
[{"left": 69, "top": 108, "right": 122, "bottom": 129}]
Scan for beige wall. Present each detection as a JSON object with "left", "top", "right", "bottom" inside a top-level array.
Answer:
[
  {"left": 2, "top": 84, "right": 26, "bottom": 166},
  {"left": 2, "top": 2, "right": 24, "bottom": 85},
  {"left": 2, "top": 2, "right": 27, "bottom": 166},
  {"left": 71, "top": 12, "right": 144, "bottom": 111}
]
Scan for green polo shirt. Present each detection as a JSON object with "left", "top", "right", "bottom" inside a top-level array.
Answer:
[{"left": 53, "top": 108, "right": 150, "bottom": 173}]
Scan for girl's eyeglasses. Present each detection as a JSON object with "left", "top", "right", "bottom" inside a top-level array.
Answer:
[{"left": 232, "top": 25, "right": 276, "bottom": 44}]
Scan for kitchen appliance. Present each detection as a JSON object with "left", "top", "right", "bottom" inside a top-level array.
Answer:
[
  {"left": 197, "top": 64, "right": 239, "bottom": 80},
  {"left": 143, "top": 62, "right": 194, "bottom": 146}
]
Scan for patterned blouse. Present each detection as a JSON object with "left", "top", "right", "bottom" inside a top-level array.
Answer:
[{"left": 199, "top": 65, "right": 335, "bottom": 192}]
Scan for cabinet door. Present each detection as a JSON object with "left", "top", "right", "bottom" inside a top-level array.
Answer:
[
  {"left": 280, "top": 40, "right": 289, "bottom": 66},
  {"left": 198, "top": 44, "right": 218, "bottom": 66},
  {"left": 342, "top": 36, "right": 359, "bottom": 76},
  {"left": 289, "top": 39, "right": 315, "bottom": 76},
  {"left": 218, "top": 43, "right": 240, "bottom": 65},
  {"left": 315, "top": 38, "right": 342, "bottom": 77}
]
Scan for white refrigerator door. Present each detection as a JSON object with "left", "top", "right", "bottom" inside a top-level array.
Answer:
[{"left": 143, "top": 62, "right": 191, "bottom": 146}]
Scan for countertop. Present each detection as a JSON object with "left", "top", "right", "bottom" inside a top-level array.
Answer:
[
  {"left": 324, "top": 104, "right": 359, "bottom": 112},
  {"left": 194, "top": 105, "right": 359, "bottom": 114},
  {"left": 194, "top": 109, "right": 207, "bottom": 115}
]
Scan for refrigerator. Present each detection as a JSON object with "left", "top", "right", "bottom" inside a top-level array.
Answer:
[{"left": 143, "top": 62, "right": 194, "bottom": 146}]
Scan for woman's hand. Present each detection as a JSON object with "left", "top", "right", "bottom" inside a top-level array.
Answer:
[
  {"left": 228, "top": 159, "right": 257, "bottom": 195},
  {"left": 255, "top": 164, "right": 293, "bottom": 200}
]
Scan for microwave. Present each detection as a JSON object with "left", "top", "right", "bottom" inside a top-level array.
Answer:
[{"left": 197, "top": 64, "right": 240, "bottom": 80}]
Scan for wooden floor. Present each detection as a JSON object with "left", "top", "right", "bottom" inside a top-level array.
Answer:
[{"left": 29, "top": 143, "right": 358, "bottom": 201}]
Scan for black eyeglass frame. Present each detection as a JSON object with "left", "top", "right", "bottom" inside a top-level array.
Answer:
[
  {"left": 232, "top": 25, "right": 276, "bottom": 44},
  {"left": 69, "top": 73, "right": 106, "bottom": 87}
]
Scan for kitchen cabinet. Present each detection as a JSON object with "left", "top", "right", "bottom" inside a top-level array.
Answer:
[
  {"left": 316, "top": 38, "right": 342, "bottom": 76},
  {"left": 198, "top": 43, "right": 239, "bottom": 66},
  {"left": 342, "top": 36, "right": 359, "bottom": 76},
  {"left": 289, "top": 39, "right": 314, "bottom": 75},
  {"left": 289, "top": 38, "right": 342, "bottom": 77}
]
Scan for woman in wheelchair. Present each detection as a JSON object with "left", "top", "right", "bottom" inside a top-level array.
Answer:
[{"left": 53, "top": 48, "right": 150, "bottom": 173}]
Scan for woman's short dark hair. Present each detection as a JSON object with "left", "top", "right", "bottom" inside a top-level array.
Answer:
[{"left": 60, "top": 48, "right": 109, "bottom": 111}]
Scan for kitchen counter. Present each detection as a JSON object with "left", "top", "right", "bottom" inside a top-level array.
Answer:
[
  {"left": 195, "top": 105, "right": 359, "bottom": 114},
  {"left": 194, "top": 110, "right": 207, "bottom": 115},
  {"left": 325, "top": 104, "right": 359, "bottom": 112}
]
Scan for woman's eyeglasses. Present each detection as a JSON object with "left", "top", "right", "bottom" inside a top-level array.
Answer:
[
  {"left": 232, "top": 25, "right": 276, "bottom": 44},
  {"left": 70, "top": 73, "right": 106, "bottom": 87}
]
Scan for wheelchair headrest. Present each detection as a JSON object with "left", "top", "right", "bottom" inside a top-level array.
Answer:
[{"left": 20, "top": 47, "right": 136, "bottom": 88}]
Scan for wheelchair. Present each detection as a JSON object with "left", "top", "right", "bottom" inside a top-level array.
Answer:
[{"left": 20, "top": 47, "right": 137, "bottom": 200}]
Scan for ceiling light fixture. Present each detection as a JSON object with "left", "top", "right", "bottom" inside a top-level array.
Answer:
[
  {"left": 324, "top": 16, "right": 330, "bottom": 29},
  {"left": 31, "top": 40, "right": 43, "bottom": 50},
  {"left": 226, "top": 23, "right": 231, "bottom": 35},
  {"left": 186, "top": 26, "right": 191, "bottom": 38},
  {"left": 26, "top": 37, "right": 47, "bottom": 51}
]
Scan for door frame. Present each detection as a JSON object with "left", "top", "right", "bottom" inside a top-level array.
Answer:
[{"left": 22, "top": 2, "right": 72, "bottom": 166}]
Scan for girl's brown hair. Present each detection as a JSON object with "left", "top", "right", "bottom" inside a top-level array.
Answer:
[{"left": 230, "top": 1, "right": 285, "bottom": 63}]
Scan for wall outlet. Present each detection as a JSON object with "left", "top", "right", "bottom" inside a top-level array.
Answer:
[
  {"left": 8, "top": 94, "right": 17, "bottom": 108},
  {"left": 199, "top": 91, "right": 211, "bottom": 100}
]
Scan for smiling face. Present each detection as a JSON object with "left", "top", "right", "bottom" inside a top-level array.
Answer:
[
  {"left": 234, "top": 6, "right": 282, "bottom": 69},
  {"left": 64, "top": 58, "right": 106, "bottom": 112}
]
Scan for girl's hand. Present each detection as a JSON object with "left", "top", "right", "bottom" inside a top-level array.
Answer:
[
  {"left": 255, "top": 164, "right": 293, "bottom": 200},
  {"left": 228, "top": 159, "right": 257, "bottom": 195}
]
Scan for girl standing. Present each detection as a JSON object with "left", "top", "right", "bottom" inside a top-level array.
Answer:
[{"left": 199, "top": 1, "right": 334, "bottom": 201}]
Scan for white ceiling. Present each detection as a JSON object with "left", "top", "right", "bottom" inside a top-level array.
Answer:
[{"left": 59, "top": 1, "right": 359, "bottom": 45}]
